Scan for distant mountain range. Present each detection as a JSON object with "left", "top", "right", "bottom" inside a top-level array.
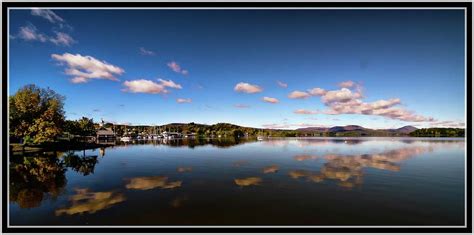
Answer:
[{"left": 297, "top": 125, "right": 420, "bottom": 136}]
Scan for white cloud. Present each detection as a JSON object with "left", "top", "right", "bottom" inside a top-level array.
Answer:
[
  {"left": 122, "top": 79, "right": 168, "bottom": 94},
  {"left": 277, "top": 81, "right": 288, "bottom": 88},
  {"left": 308, "top": 87, "right": 327, "bottom": 96},
  {"left": 294, "top": 123, "right": 324, "bottom": 127},
  {"left": 338, "top": 80, "right": 356, "bottom": 88},
  {"left": 157, "top": 79, "right": 182, "bottom": 89},
  {"left": 31, "top": 8, "right": 65, "bottom": 24},
  {"left": 288, "top": 90, "right": 311, "bottom": 99},
  {"left": 16, "top": 24, "right": 75, "bottom": 46},
  {"left": 261, "top": 122, "right": 327, "bottom": 129},
  {"left": 167, "top": 61, "right": 188, "bottom": 75},
  {"left": 50, "top": 32, "right": 75, "bottom": 46},
  {"left": 262, "top": 97, "right": 279, "bottom": 104},
  {"left": 429, "top": 121, "right": 465, "bottom": 128},
  {"left": 176, "top": 98, "right": 192, "bottom": 103},
  {"left": 234, "top": 82, "right": 263, "bottom": 94},
  {"left": 308, "top": 81, "right": 434, "bottom": 122},
  {"left": 294, "top": 109, "right": 318, "bottom": 115},
  {"left": 52, "top": 53, "right": 124, "bottom": 83},
  {"left": 261, "top": 123, "right": 291, "bottom": 129},
  {"left": 30, "top": 8, "right": 72, "bottom": 30},
  {"left": 17, "top": 24, "right": 48, "bottom": 42},
  {"left": 321, "top": 88, "right": 361, "bottom": 104},
  {"left": 122, "top": 78, "right": 182, "bottom": 94},
  {"left": 139, "top": 47, "right": 155, "bottom": 56}
]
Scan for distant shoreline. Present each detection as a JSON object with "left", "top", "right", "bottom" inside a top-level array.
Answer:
[{"left": 9, "top": 135, "right": 465, "bottom": 155}]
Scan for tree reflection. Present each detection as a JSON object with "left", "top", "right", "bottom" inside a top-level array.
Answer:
[
  {"left": 63, "top": 152, "right": 98, "bottom": 176},
  {"left": 10, "top": 153, "right": 67, "bottom": 209},
  {"left": 10, "top": 151, "right": 100, "bottom": 209},
  {"left": 114, "top": 137, "right": 256, "bottom": 149}
]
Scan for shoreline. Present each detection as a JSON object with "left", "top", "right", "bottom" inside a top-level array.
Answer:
[
  {"left": 10, "top": 142, "right": 115, "bottom": 155},
  {"left": 9, "top": 136, "right": 465, "bottom": 155}
]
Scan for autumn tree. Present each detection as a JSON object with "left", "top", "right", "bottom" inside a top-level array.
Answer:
[{"left": 9, "top": 85, "right": 65, "bottom": 144}]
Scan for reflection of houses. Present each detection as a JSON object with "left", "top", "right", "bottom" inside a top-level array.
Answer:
[
  {"left": 99, "top": 148, "right": 105, "bottom": 157},
  {"left": 162, "top": 131, "right": 183, "bottom": 139},
  {"left": 184, "top": 133, "right": 196, "bottom": 138}
]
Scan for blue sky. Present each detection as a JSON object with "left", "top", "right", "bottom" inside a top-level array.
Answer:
[{"left": 9, "top": 9, "right": 466, "bottom": 129}]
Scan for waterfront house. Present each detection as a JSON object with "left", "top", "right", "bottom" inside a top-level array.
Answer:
[
  {"left": 97, "top": 128, "right": 116, "bottom": 143},
  {"left": 96, "top": 120, "right": 116, "bottom": 143}
]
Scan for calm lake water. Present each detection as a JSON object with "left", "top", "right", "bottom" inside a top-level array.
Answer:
[{"left": 9, "top": 137, "right": 465, "bottom": 226}]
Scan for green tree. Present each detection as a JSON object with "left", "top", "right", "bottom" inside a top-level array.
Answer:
[
  {"left": 64, "top": 117, "right": 96, "bottom": 137},
  {"left": 77, "top": 117, "right": 96, "bottom": 136},
  {"left": 64, "top": 120, "right": 80, "bottom": 136},
  {"left": 232, "top": 129, "right": 244, "bottom": 138},
  {"left": 9, "top": 85, "right": 65, "bottom": 143}
]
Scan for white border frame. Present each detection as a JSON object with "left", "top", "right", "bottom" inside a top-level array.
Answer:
[{"left": 5, "top": 6, "right": 469, "bottom": 229}]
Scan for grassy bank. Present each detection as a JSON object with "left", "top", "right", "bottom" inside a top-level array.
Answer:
[{"left": 10, "top": 141, "right": 114, "bottom": 155}]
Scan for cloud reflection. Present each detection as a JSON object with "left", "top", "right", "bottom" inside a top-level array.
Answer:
[
  {"left": 234, "top": 177, "right": 262, "bottom": 187},
  {"left": 288, "top": 170, "right": 312, "bottom": 179},
  {"left": 125, "top": 176, "right": 182, "bottom": 190},
  {"left": 293, "top": 154, "right": 319, "bottom": 161},
  {"left": 262, "top": 165, "right": 279, "bottom": 174},
  {"left": 55, "top": 188, "right": 126, "bottom": 215},
  {"left": 289, "top": 146, "right": 432, "bottom": 188}
]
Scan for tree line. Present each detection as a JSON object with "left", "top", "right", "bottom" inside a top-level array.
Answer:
[{"left": 409, "top": 128, "right": 465, "bottom": 137}]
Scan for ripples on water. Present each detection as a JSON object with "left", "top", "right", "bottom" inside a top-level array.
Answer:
[{"left": 9, "top": 137, "right": 465, "bottom": 225}]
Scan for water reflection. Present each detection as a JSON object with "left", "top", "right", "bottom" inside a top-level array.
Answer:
[
  {"left": 125, "top": 176, "right": 182, "bottom": 190},
  {"left": 55, "top": 188, "right": 126, "bottom": 216},
  {"left": 109, "top": 137, "right": 466, "bottom": 151},
  {"left": 63, "top": 152, "right": 98, "bottom": 176},
  {"left": 116, "top": 137, "right": 256, "bottom": 149},
  {"left": 99, "top": 147, "right": 105, "bottom": 157},
  {"left": 233, "top": 160, "right": 250, "bottom": 167},
  {"left": 9, "top": 138, "right": 465, "bottom": 225},
  {"left": 170, "top": 195, "right": 189, "bottom": 208},
  {"left": 177, "top": 167, "right": 193, "bottom": 173},
  {"left": 262, "top": 165, "right": 279, "bottom": 174},
  {"left": 10, "top": 154, "right": 67, "bottom": 209},
  {"left": 288, "top": 170, "right": 312, "bottom": 179},
  {"left": 10, "top": 152, "right": 100, "bottom": 209},
  {"left": 234, "top": 177, "right": 262, "bottom": 187},
  {"left": 289, "top": 146, "right": 432, "bottom": 188},
  {"left": 293, "top": 154, "right": 319, "bottom": 161}
]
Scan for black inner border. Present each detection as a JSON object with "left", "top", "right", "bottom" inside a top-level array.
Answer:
[{"left": 2, "top": 1, "right": 472, "bottom": 233}]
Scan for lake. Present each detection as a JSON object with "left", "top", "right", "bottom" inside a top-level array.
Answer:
[{"left": 9, "top": 137, "right": 465, "bottom": 226}]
